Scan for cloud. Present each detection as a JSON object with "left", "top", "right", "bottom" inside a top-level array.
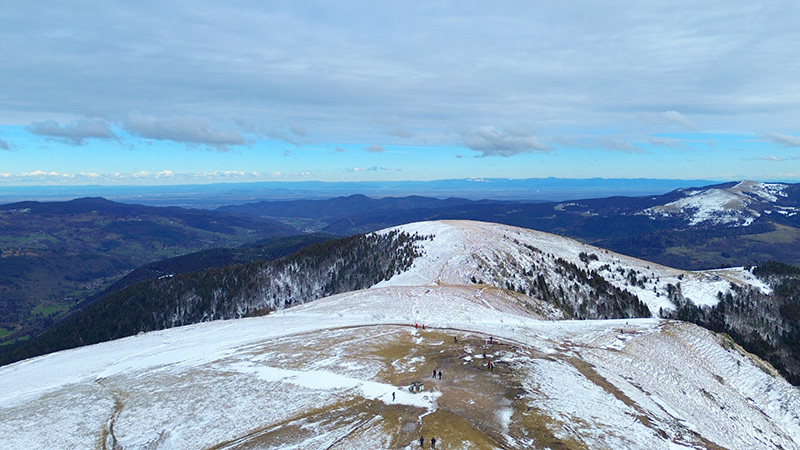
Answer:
[
  {"left": 642, "top": 111, "right": 700, "bottom": 131},
  {"left": 123, "top": 112, "right": 245, "bottom": 151},
  {"left": 463, "top": 126, "right": 551, "bottom": 157},
  {"left": 349, "top": 166, "right": 392, "bottom": 172},
  {"left": 364, "top": 144, "right": 386, "bottom": 153},
  {"left": 334, "top": 146, "right": 348, "bottom": 153},
  {"left": 649, "top": 137, "right": 688, "bottom": 149},
  {"left": 754, "top": 156, "right": 784, "bottom": 161},
  {"left": 762, "top": 132, "right": 800, "bottom": 147},
  {"left": 556, "top": 135, "right": 646, "bottom": 154},
  {"left": 0, "top": 139, "right": 9, "bottom": 150},
  {"left": 26, "top": 119, "right": 116, "bottom": 145},
  {"left": 594, "top": 137, "right": 646, "bottom": 154}
]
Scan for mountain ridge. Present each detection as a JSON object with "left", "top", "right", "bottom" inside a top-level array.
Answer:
[{"left": 2, "top": 282, "right": 798, "bottom": 449}]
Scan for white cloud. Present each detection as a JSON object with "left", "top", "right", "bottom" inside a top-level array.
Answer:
[
  {"left": 349, "top": 166, "right": 392, "bottom": 172},
  {"left": 463, "top": 126, "right": 551, "bottom": 157}
]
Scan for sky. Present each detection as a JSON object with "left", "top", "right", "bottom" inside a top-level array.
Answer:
[{"left": 1, "top": 1, "right": 799, "bottom": 186}]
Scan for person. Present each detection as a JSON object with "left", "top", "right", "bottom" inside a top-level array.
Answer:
[
  {"left": 392, "top": 392, "right": 395, "bottom": 401},
  {"left": 432, "top": 369, "right": 437, "bottom": 378},
  {"left": 454, "top": 336, "right": 458, "bottom": 343},
  {"left": 489, "top": 336, "right": 493, "bottom": 344},
  {"left": 438, "top": 370, "right": 442, "bottom": 380},
  {"left": 431, "top": 437, "right": 436, "bottom": 449},
  {"left": 420, "top": 436, "right": 424, "bottom": 447}
]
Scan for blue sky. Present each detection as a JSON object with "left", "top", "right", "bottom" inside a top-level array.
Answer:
[{"left": 1, "top": 1, "right": 799, "bottom": 186}]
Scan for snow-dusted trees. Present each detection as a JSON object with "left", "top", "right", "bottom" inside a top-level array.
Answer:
[
  {"left": 4, "top": 230, "right": 428, "bottom": 363},
  {"left": 665, "top": 262, "right": 800, "bottom": 385}
]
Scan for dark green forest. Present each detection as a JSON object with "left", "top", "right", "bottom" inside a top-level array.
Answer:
[{"left": 0, "top": 230, "right": 427, "bottom": 365}]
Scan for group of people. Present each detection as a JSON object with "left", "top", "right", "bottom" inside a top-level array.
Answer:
[
  {"left": 432, "top": 369, "right": 442, "bottom": 379},
  {"left": 419, "top": 436, "right": 437, "bottom": 448}
]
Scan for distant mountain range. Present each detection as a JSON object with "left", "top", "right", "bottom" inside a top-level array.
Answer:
[
  {"left": 0, "top": 177, "right": 718, "bottom": 207},
  {"left": 220, "top": 180, "right": 800, "bottom": 269}
]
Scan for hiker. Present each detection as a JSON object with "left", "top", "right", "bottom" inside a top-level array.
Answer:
[
  {"left": 392, "top": 392, "right": 395, "bottom": 401},
  {"left": 431, "top": 437, "right": 437, "bottom": 449},
  {"left": 438, "top": 370, "right": 442, "bottom": 380},
  {"left": 432, "top": 369, "right": 437, "bottom": 378},
  {"left": 454, "top": 336, "right": 458, "bottom": 343},
  {"left": 420, "top": 436, "right": 424, "bottom": 447},
  {"left": 489, "top": 336, "right": 493, "bottom": 344}
]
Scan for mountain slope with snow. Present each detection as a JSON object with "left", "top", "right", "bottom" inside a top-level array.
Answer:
[
  {"left": 379, "top": 220, "right": 769, "bottom": 315},
  {"left": 3, "top": 220, "right": 800, "bottom": 449},
  {"left": 643, "top": 180, "right": 796, "bottom": 227},
  {"left": 1, "top": 285, "right": 799, "bottom": 449}
]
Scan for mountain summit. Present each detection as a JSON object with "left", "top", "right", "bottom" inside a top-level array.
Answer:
[{"left": 642, "top": 180, "right": 796, "bottom": 228}]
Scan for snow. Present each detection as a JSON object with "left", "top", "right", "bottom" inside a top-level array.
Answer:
[
  {"left": 378, "top": 220, "right": 769, "bottom": 314},
  {"left": 1, "top": 219, "right": 798, "bottom": 449},
  {"left": 2, "top": 283, "right": 799, "bottom": 449},
  {"left": 642, "top": 181, "right": 788, "bottom": 227}
]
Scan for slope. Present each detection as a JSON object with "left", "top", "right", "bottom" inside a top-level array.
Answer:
[{"left": 1, "top": 285, "right": 798, "bottom": 449}]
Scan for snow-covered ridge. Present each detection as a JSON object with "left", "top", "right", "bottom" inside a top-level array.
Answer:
[
  {"left": 377, "top": 220, "right": 770, "bottom": 315},
  {"left": 2, "top": 286, "right": 798, "bottom": 449},
  {"left": 642, "top": 180, "right": 788, "bottom": 227}
]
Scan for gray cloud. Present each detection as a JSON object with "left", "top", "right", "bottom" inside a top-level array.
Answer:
[
  {"left": 3, "top": 2, "right": 800, "bottom": 157},
  {"left": 649, "top": 137, "right": 688, "bottom": 149},
  {"left": 556, "top": 135, "right": 646, "bottom": 154},
  {"left": 124, "top": 112, "right": 245, "bottom": 151},
  {"left": 762, "top": 132, "right": 800, "bottom": 147},
  {"left": 363, "top": 144, "right": 386, "bottom": 153},
  {"left": 26, "top": 119, "right": 116, "bottom": 145},
  {"left": 642, "top": 111, "right": 700, "bottom": 131},
  {"left": 463, "top": 126, "right": 550, "bottom": 157},
  {"left": 0, "top": 139, "right": 9, "bottom": 150}
]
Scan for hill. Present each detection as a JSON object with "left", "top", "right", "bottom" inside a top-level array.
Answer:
[
  {"left": 2, "top": 284, "right": 798, "bottom": 449},
  {"left": 9, "top": 220, "right": 800, "bottom": 386},
  {"left": 0, "top": 197, "right": 298, "bottom": 347}
]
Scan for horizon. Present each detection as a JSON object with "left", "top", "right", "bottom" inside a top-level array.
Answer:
[
  {"left": 0, "top": 177, "right": 739, "bottom": 207},
  {"left": 2, "top": 2, "right": 799, "bottom": 187}
]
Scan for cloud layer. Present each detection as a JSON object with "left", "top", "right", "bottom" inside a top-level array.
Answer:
[{"left": 1, "top": 1, "right": 799, "bottom": 182}]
